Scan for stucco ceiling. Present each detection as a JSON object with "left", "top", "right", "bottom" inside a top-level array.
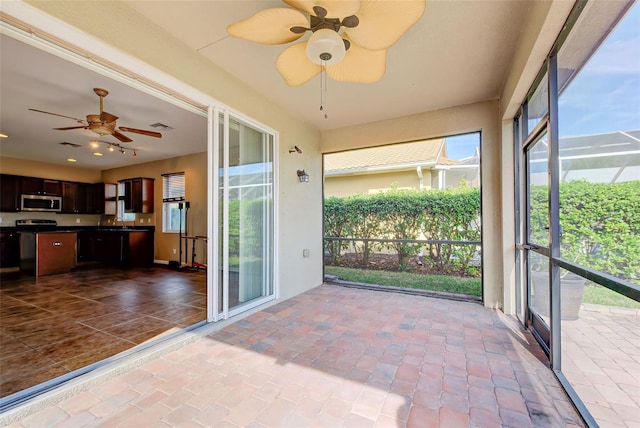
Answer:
[
  {"left": 0, "top": 0, "right": 532, "bottom": 169},
  {"left": 125, "top": 0, "right": 532, "bottom": 130}
]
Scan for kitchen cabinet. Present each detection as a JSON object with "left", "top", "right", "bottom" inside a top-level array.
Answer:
[
  {"left": 104, "top": 183, "right": 117, "bottom": 216},
  {"left": 120, "top": 177, "right": 154, "bottom": 213},
  {"left": 0, "top": 174, "right": 20, "bottom": 212},
  {"left": 20, "top": 231, "right": 76, "bottom": 276},
  {"left": 0, "top": 231, "right": 20, "bottom": 267},
  {"left": 62, "top": 181, "right": 88, "bottom": 213},
  {"left": 21, "top": 177, "right": 61, "bottom": 196},
  {"left": 96, "top": 230, "right": 154, "bottom": 266},
  {"left": 87, "top": 183, "right": 106, "bottom": 214},
  {"left": 77, "top": 230, "right": 99, "bottom": 262}
]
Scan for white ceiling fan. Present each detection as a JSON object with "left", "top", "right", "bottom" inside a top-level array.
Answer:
[{"left": 227, "top": 0, "right": 426, "bottom": 86}]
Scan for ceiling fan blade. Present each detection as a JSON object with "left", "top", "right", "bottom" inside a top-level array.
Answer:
[
  {"left": 28, "top": 108, "right": 86, "bottom": 124},
  {"left": 53, "top": 125, "right": 89, "bottom": 131},
  {"left": 119, "top": 127, "right": 162, "bottom": 138},
  {"left": 227, "top": 8, "right": 308, "bottom": 44},
  {"left": 344, "top": 0, "right": 426, "bottom": 51},
  {"left": 276, "top": 42, "right": 322, "bottom": 86},
  {"left": 100, "top": 111, "right": 119, "bottom": 123},
  {"left": 327, "top": 37, "right": 387, "bottom": 83},
  {"left": 112, "top": 130, "right": 133, "bottom": 143},
  {"left": 284, "top": 0, "right": 360, "bottom": 19}
]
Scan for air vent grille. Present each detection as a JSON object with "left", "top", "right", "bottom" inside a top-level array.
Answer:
[
  {"left": 59, "top": 142, "right": 82, "bottom": 148},
  {"left": 149, "top": 123, "right": 173, "bottom": 131}
]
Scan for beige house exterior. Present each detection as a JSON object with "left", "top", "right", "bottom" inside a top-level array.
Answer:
[{"left": 324, "top": 138, "right": 479, "bottom": 197}]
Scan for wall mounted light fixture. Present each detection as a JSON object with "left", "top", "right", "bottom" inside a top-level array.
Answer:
[
  {"left": 289, "top": 145, "right": 302, "bottom": 154},
  {"left": 297, "top": 169, "right": 309, "bottom": 183}
]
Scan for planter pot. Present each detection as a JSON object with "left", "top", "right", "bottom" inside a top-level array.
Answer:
[{"left": 530, "top": 272, "right": 585, "bottom": 320}]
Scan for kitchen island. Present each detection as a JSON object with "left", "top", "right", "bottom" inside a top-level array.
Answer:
[
  {"left": 20, "top": 230, "right": 77, "bottom": 276},
  {"left": 14, "top": 220, "right": 154, "bottom": 276}
]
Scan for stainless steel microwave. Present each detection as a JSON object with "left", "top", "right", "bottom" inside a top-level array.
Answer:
[{"left": 20, "top": 194, "right": 62, "bottom": 212}]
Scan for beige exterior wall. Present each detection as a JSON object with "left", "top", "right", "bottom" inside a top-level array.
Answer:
[{"left": 325, "top": 169, "right": 430, "bottom": 198}]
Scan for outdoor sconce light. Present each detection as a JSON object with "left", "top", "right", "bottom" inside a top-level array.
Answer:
[{"left": 297, "top": 169, "right": 310, "bottom": 183}]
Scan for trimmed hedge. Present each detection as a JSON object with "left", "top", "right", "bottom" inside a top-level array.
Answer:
[
  {"left": 529, "top": 180, "right": 640, "bottom": 283},
  {"left": 325, "top": 187, "right": 481, "bottom": 275},
  {"left": 325, "top": 180, "right": 639, "bottom": 283}
]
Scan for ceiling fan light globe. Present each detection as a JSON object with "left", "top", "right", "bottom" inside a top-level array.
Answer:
[{"left": 306, "top": 28, "right": 345, "bottom": 65}]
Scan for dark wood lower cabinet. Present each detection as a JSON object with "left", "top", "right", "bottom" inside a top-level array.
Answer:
[
  {"left": 0, "top": 231, "right": 20, "bottom": 268},
  {"left": 93, "top": 230, "right": 154, "bottom": 267}
]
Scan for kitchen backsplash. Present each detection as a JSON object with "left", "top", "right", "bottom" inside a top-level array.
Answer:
[{"left": 0, "top": 212, "right": 155, "bottom": 227}]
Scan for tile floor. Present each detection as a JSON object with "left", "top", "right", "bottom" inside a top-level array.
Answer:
[
  {"left": 2, "top": 284, "right": 584, "bottom": 427},
  {"left": 562, "top": 304, "right": 640, "bottom": 427},
  {"left": 0, "top": 267, "right": 206, "bottom": 398}
]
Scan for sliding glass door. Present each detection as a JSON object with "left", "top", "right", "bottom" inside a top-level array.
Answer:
[{"left": 211, "top": 110, "right": 276, "bottom": 320}]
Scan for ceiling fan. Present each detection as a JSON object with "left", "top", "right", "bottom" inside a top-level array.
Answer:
[
  {"left": 227, "top": 0, "right": 426, "bottom": 86},
  {"left": 29, "top": 87, "right": 162, "bottom": 143}
]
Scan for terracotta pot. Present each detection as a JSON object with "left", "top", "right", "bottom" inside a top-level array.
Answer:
[{"left": 530, "top": 272, "right": 585, "bottom": 320}]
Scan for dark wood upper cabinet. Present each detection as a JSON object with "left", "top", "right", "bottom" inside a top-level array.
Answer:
[
  {"left": 87, "top": 183, "right": 106, "bottom": 214},
  {"left": 0, "top": 174, "right": 21, "bottom": 212},
  {"left": 61, "top": 181, "right": 89, "bottom": 214},
  {"left": 121, "top": 177, "right": 154, "bottom": 213},
  {"left": 21, "top": 177, "right": 61, "bottom": 196}
]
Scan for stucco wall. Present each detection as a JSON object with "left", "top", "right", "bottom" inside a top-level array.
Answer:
[
  {"left": 320, "top": 100, "right": 503, "bottom": 309},
  {"left": 325, "top": 169, "right": 427, "bottom": 198}
]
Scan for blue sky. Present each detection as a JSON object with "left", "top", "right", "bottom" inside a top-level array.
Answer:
[
  {"left": 559, "top": 2, "right": 639, "bottom": 137},
  {"left": 445, "top": 3, "right": 639, "bottom": 160}
]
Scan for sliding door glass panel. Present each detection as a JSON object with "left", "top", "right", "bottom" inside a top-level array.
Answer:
[
  {"left": 227, "top": 118, "right": 274, "bottom": 311},
  {"left": 527, "top": 131, "right": 549, "bottom": 247}
]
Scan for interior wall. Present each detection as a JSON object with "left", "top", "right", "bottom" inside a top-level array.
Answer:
[
  {"left": 0, "top": 155, "right": 102, "bottom": 182},
  {"left": 320, "top": 100, "right": 503, "bottom": 309},
  {"left": 100, "top": 152, "right": 207, "bottom": 264},
  {"left": 17, "top": 1, "right": 324, "bottom": 302}
]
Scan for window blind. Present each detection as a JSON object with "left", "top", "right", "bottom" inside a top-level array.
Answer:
[{"left": 162, "top": 172, "right": 185, "bottom": 202}]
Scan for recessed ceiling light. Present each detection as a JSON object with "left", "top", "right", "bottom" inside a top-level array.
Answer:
[
  {"left": 93, "top": 152, "right": 103, "bottom": 156},
  {"left": 67, "top": 158, "right": 77, "bottom": 162},
  {"left": 0, "top": 133, "right": 8, "bottom": 138},
  {"left": 90, "top": 141, "right": 100, "bottom": 149}
]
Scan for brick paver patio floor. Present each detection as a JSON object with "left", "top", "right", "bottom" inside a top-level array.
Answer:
[{"left": 2, "top": 284, "right": 584, "bottom": 427}]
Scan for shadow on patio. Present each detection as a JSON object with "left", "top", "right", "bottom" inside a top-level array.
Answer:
[{"left": 4, "top": 284, "right": 584, "bottom": 427}]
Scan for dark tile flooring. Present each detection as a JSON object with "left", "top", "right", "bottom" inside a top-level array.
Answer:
[{"left": 0, "top": 266, "right": 206, "bottom": 398}]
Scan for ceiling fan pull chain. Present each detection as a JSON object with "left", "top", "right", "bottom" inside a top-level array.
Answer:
[{"left": 320, "top": 61, "right": 328, "bottom": 120}]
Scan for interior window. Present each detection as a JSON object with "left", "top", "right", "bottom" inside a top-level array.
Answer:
[{"left": 162, "top": 172, "right": 186, "bottom": 233}]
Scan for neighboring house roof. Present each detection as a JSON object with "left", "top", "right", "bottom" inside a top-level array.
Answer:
[{"left": 325, "top": 138, "right": 449, "bottom": 175}]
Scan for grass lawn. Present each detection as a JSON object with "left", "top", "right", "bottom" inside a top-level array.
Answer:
[
  {"left": 326, "top": 266, "right": 639, "bottom": 309},
  {"left": 325, "top": 265, "right": 482, "bottom": 296},
  {"left": 582, "top": 284, "right": 640, "bottom": 309}
]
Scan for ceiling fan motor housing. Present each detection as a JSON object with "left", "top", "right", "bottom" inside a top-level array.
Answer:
[{"left": 306, "top": 28, "right": 345, "bottom": 64}]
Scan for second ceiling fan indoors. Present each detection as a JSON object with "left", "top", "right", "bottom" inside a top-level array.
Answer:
[{"left": 29, "top": 87, "right": 162, "bottom": 143}]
